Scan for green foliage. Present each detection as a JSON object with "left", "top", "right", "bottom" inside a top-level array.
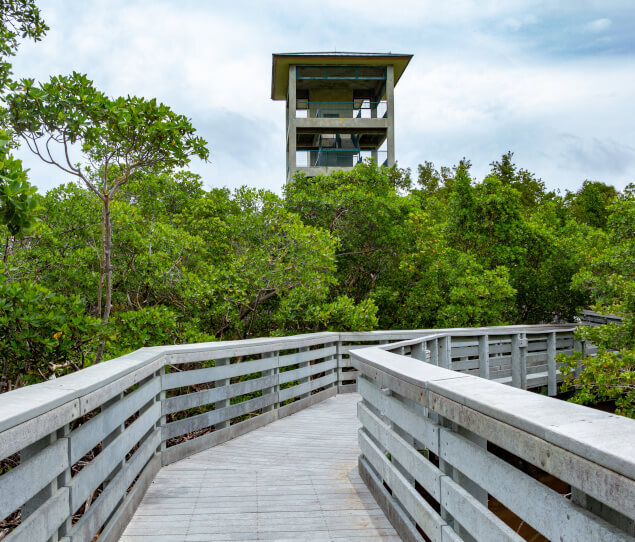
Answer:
[
  {"left": 0, "top": 279, "right": 99, "bottom": 391},
  {"left": 558, "top": 190, "right": 634, "bottom": 416},
  {"left": 0, "top": 0, "right": 47, "bottom": 92},
  {"left": 105, "top": 306, "right": 214, "bottom": 359},
  {"left": 0, "top": 131, "right": 39, "bottom": 237},
  {"left": 565, "top": 180, "right": 618, "bottom": 229}
]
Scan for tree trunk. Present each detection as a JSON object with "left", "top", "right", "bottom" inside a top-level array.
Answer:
[
  {"left": 2, "top": 235, "right": 8, "bottom": 264},
  {"left": 95, "top": 196, "right": 113, "bottom": 363}
]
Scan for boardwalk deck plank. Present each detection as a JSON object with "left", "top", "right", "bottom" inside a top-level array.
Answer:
[{"left": 120, "top": 394, "right": 399, "bottom": 541}]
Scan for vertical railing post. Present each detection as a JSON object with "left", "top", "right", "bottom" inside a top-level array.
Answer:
[
  {"left": 22, "top": 431, "right": 61, "bottom": 541},
  {"left": 214, "top": 358, "right": 231, "bottom": 428},
  {"left": 262, "top": 351, "right": 278, "bottom": 413},
  {"left": 519, "top": 333, "right": 528, "bottom": 390},
  {"left": 511, "top": 334, "right": 520, "bottom": 388},
  {"left": 298, "top": 346, "right": 310, "bottom": 399},
  {"left": 57, "top": 423, "right": 72, "bottom": 540},
  {"left": 547, "top": 332, "right": 557, "bottom": 396},
  {"left": 411, "top": 341, "right": 425, "bottom": 361},
  {"left": 430, "top": 337, "right": 439, "bottom": 366},
  {"left": 439, "top": 335, "right": 451, "bottom": 369},
  {"left": 478, "top": 334, "right": 489, "bottom": 380}
]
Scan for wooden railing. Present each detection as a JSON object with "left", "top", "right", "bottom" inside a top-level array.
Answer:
[
  {"left": 352, "top": 330, "right": 635, "bottom": 542},
  {"left": 0, "top": 324, "right": 612, "bottom": 542}
]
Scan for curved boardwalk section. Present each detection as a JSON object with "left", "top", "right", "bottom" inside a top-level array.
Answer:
[{"left": 120, "top": 394, "right": 399, "bottom": 541}]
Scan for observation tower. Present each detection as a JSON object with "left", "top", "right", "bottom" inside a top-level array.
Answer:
[{"left": 271, "top": 52, "right": 412, "bottom": 181}]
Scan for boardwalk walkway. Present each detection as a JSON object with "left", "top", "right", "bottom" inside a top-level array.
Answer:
[{"left": 120, "top": 394, "right": 400, "bottom": 541}]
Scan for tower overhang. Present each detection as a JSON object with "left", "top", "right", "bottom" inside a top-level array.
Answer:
[{"left": 271, "top": 52, "right": 413, "bottom": 100}]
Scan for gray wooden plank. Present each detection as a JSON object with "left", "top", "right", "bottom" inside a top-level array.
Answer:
[{"left": 121, "top": 394, "right": 398, "bottom": 541}]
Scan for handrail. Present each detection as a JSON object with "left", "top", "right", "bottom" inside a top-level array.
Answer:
[
  {"left": 0, "top": 324, "right": 598, "bottom": 541},
  {"left": 351, "top": 336, "right": 635, "bottom": 541}
]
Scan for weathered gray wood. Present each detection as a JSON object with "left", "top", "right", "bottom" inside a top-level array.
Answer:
[
  {"left": 358, "top": 376, "right": 439, "bottom": 452},
  {"left": 358, "top": 402, "right": 441, "bottom": 500},
  {"left": 278, "top": 344, "right": 336, "bottom": 366},
  {"left": 212, "top": 358, "right": 230, "bottom": 430},
  {"left": 511, "top": 334, "right": 520, "bottom": 388},
  {"left": 279, "top": 358, "right": 337, "bottom": 384},
  {"left": 162, "top": 392, "right": 277, "bottom": 441},
  {"left": 359, "top": 455, "right": 426, "bottom": 542},
  {"left": 278, "top": 387, "right": 337, "bottom": 418},
  {"left": 70, "top": 402, "right": 160, "bottom": 511},
  {"left": 439, "top": 428, "right": 629, "bottom": 541},
  {"left": 162, "top": 373, "right": 277, "bottom": 415},
  {"left": 70, "top": 430, "right": 160, "bottom": 542},
  {"left": 161, "top": 410, "right": 278, "bottom": 466},
  {"left": 439, "top": 335, "right": 451, "bottom": 369},
  {"left": 162, "top": 355, "right": 279, "bottom": 390},
  {"left": 0, "top": 399, "right": 79, "bottom": 460},
  {"left": 428, "top": 390, "right": 635, "bottom": 520},
  {"left": 547, "top": 331, "right": 557, "bottom": 396},
  {"left": 70, "top": 377, "right": 159, "bottom": 464},
  {"left": 98, "top": 453, "right": 161, "bottom": 542},
  {"left": 478, "top": 334, "right": 489, "bottom": 379},
  {"left": 440, "top": 476, "right": 523, "bottom": 542},
  {"left": 4, "top": 487, "right": 69, "bottom": 542},
  {"left": 359, "top": 429, "right": 445, "bottom": 541},
  {"left": 121, "top": 394, "right": 399, "bottom": 541},
  {"left": 278, "top": 372, "right": 337, "bottom": 402},
  {"left": 0, "top": 437, "right": 68, "bottom": 520}
]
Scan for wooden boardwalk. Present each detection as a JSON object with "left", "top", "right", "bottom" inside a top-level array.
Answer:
[{"left": 119, "top": 393, "right": 400, "bottom": 541}]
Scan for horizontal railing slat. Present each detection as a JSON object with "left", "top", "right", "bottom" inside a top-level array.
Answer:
[
  {"left": 70, "top": 429, "right": 160, "bottom": 542},
  {"left": 162, "top": 392, "right": 277, "bottom": 441},
  {"left": 70, "top": 377, "right": 160, "bottom": 465},
  {"left": 359, "top": 429, "right": 446, "bottom": 542},
  {"left": 278, "top": 345, "right": 336, "bottom": 367},
  {"left": 4, "top": 487, "right": 69, "bottom": 542},
  {"left": 162, "top": 356, "right": 279, "bottom": 390},
  {"left": 70, "top": 401, "right": 160, "bottom": 512},
  {"left": 358, "top": 402, "right": 441, "bottom": 500},
  {"left": 279, "top": 358, "right": 337, "bottom": 385},
  {"left": 439, "top": 428, "right": 627, "bottom": 541},
  {"left": 162, "top": 374, "right": 277, "bottom": 415},
  {"left": 0, "top": 437, "right": 68, "bottom": 520},
  {"left": 440, "top": 476, "right": 523, "bottom": 542}
]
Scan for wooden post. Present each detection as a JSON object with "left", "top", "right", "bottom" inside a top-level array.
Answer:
[
  {"left": 547, "top": 332, "right": 557, "bottom": 396},
  {"left": 439, "top": 335, "right": 451, "bottom": 369},
  {"left": 511, "top": 334, "right": 521, "bottom": 388},
  {"left": 478, "top": 334, "right": 489, "bottom": 379},
  {"left": 214, "top": 358, "right": 231, "bottom": 428},
  {"left": 520, "top": 333, "right": 528, "bottom": 390}
]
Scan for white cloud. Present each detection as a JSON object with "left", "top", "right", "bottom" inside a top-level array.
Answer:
[
  {"left": 584, "top": 18, "right": 612, "bottom": 33},
  {"left": 9, "top": 1, "right": 635, "bottom": 195}
]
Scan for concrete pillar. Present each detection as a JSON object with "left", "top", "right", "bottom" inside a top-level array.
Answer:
[
  {"left": 386, "top": 65, "right": 395, "bottom": 167},
  {"left": 287, "top": 65, "right": 297, "bottom": 180}
]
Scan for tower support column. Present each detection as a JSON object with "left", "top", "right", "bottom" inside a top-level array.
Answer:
[{"left": 386, "top": 65, "right": 395, "bottom": 167}]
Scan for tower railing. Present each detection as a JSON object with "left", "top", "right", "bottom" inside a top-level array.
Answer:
[
  {"left": 296, "top": 149, "right": 388, "bottom": 168},
  {"left": 295, "top": 100, "right": 388, "bottom": 119}
]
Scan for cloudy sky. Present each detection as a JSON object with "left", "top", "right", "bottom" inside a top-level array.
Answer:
[{"left": 11, "top": 0, "right": 635, "bottom": 195}]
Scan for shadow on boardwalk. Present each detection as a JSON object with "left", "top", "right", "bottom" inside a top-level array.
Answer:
[{"left": 120, "top": 394, "right": 399, "bottom": 541}]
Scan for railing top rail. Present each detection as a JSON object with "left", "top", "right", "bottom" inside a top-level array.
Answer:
[
  {"left": 339, "top": 324, "right": 574, "bottom": 342},
  {"left": 351, "top": 346, "right": 635, "bottom": 480},
  {"left": 377, "top": 333, "right": 449, "bottom": 351},
  {"left": 0, "top": 331, "right": 337, "bottom": 434}
]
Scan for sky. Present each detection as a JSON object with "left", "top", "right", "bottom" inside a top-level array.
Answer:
[{"left": 10, "top": 0, "right": 635, "bottom": 195}]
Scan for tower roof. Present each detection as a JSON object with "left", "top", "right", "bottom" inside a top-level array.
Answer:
[{"left": 271, "top": 52, "right": 413, "bottom": 100}]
